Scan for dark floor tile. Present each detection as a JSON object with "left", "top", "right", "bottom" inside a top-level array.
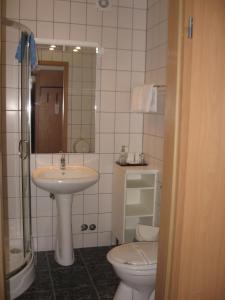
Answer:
[
  {"left": 16, "top": 290, "right": 54, "bottom": 300},
  {"left": 78, "top": 246, "right": 112, "bottom": 265},
  {"left": 26, "top": 269, "right": 52, "bottom": 292},
  {"left": 98, "top": 283, "right": 118, "bottom": 299},
  {"left": 47, "top": 250, "right": 83, "bottom": 270},
  {"left": 34, "top": 252, "right": 49, "bottom": 270},
  {"left": 55, "top": 286, "right": 98, "bottom": 300},
  {"left": 51, "top": 265, "right": 92, "bottom": 289},
  {"left": 88, "top": 263, "right": 119, "bottom": 287}
]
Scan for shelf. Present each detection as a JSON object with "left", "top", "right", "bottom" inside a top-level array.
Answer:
[
  {"left": 125, "top": 229, "right": 136, "bottom": 243},
  {"left": 126, "top": 180, "right": 154, "bottom": 189},
  {"left": 126, "top": 204, "right": 153, "bottom": 217}
]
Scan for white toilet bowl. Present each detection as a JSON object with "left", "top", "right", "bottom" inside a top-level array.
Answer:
[{"left": 107, "top": 242, "right": 157, "bottom": 300}]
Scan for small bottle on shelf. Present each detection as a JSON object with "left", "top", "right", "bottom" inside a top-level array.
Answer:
[
  {"left": 119, "top": 145, "right": 127, "bottom": 165},
  {"left": 140, "top": 153, "right": 145, "bottom": 165}
]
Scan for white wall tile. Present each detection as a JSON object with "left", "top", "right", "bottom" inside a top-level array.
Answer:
[
  {"left": 98, "top": 232, "right": 112, "bottom": 246},
  {"left": 99, "top": 194, "right": 112, "bottom": 213},
  {"left": 70, "top": 24, "right": 86, "bottom": 41},
  {"left": 99, "top": 154, "right": 114, "bottom": 173},
  {"left": 117, "top": 50, "right": 132, "bottom": 70},
  {"left": 115, "top": 133, "right": 129, "bottom": 153},
  {"left": 37, "top": 217, "right": 52, "bottom": 237},
  {"left": 72, "top": 215, "right": 83, "bottom": 234},
  {"left": 37, "top": 197, "right": 53, "bottom": 217},
  {"left": 130, "top": 113, "right": 143, "bottom": 133},
  {"left": 7, "top": 155, "right": 20, "bottom": 176},
  {"left": 101, "top": 49, "right": 117, "bottom": 70},
  {"left": 71, "top": 2, "right": 87, "bottom": 24},
  {"left": 115, "top": 113, "right": 130, "bottom": 133},
  {"left": 98, "top": 213, "right": 112, "bottom": 232},
  {"left": 54, "top": 0, "right": 70, "bottom": 23},
  {"left": 117, "top": 29, "right": 132, "bottom": 50},
  {"left": 100, "top": 134, "right": 114, "bottom": 153},
  {"left": 86, "top": 26, "right": 102, "bottom": 44},
  {"left": 20, "top": 0, "right": 36, "bottom": 20},
  {"left": 54, "top": 23, "right": 70, "bottom": 40},
  {"left": 37, "top": 21, "right": 54, "bottom": 39},
  {"left": 132, "top": 51, "right": 146, "bottom": 71},
  {"left": 102, "top": 27, "right": 117, "bottom": 49},
  {"left": 73, "top": 234, "right": 83, "bottom": 248},
  {"left": 118, "top": 7, "right": 132, "bottom": 28},
  {"left": 84, "top": 154, "right": 99, "bottom": 170},
  {"left": 132, "top": 30, "right": 146, "bottom": 51},
  {"left": 133, "top": 9, "right": 146, "bottom": 30},
  {"left": 99, "top": 174, "right": 113, "bottom": 193},
  {"left": 115, "top": 92, "right": 130, "bottom": 112},
  {"left": 103, "top": 7, "right": 118, "bottom": 27},
  {"left": 37, "top": 0, "right": 53, "bottom": 21},
  {"left": 134, "top": 0, "right": 147, "bottom": 9},
  {"left": 101, "top": 92, "right": 116, "bottom": 112},
  {"left": 6, "top": 0, "right": 20, "bottom": 19},
  {"left": 100, "top": 113, "right": 115, "bottom": 133},
  {"left": 84, "top": 194, "right": 98, "bottom": 214},
  {"left": 116, "top": 71, "right": 131, "bottom": 91},
  {"left": 129, "top": 133, "right": 143, "bottom": 152},
  {"left": 83, "top": 233, "right": 98, "bottom": 247},
  {"left": 37, "top": 237, "right": 53, "bottom": 251},
  {"left": 72, "top": 194, "right": 84, "bottom": 215},
  {"left": 87, "top": 4, "right": 103, "bottom": 26},
  {"left": 3, "top": 88, "right": 19, "bottom": 110},
  {"left": 101, "top": 70, "right": 116, "bottom": 91},
  {"left": 6, "top": 111, "right": 19, "bottom": 133},
  {"left": 119, "top": 0, "right": 133, "bottom": 7}
]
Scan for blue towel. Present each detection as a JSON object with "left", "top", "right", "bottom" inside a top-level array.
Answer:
[
  {"left": 15, "top": 32, "right": 38, "bottom": 70},
  {"left": 29, "top": 33, "right": 38, "bottom": 70},
  {"left": 15, "top": 32, "right": 27, "bottom": 63}
]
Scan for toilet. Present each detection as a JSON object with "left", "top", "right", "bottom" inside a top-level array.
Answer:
[{"left": 107, "top": 241, "right": 157, "bottom": 300}]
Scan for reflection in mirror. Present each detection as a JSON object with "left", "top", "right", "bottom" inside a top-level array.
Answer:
[{"left": 31, "top": 44, "right": 97, "bottom": 153}]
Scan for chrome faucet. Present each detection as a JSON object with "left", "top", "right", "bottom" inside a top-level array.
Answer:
[{"left": 59, "top": 151, "right": 66, "bottom": 170}]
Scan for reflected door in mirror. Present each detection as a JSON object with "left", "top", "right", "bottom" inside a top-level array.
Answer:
[{"left": 32, "top": 67, "right": 68, "bottom": 153}]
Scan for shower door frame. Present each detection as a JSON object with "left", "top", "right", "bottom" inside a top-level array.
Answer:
[{"left": 0, "top": 0, "right": 6, "bottom": 297}]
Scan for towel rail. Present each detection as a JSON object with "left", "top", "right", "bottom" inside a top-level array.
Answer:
[{"left": 153, "top": 84, "right": 166, "bottom": 88}]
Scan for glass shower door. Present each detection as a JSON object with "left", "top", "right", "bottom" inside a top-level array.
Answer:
[{"left": 19, "top": 32, "right": 32, "bottom": 259}]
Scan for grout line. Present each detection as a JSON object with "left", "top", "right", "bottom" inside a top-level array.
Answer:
[
  {"left": 78, "top": 249, "right": 101, "bottom": 300},
  {"left": 46, "top": 252, "right": 57, "bottom": 300}
]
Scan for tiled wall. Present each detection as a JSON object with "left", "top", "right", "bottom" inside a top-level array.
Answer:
[
  {"left": 143, "top": 0, "right": 168, "bottom": 225},
  {"left": 4, "top": 0, "right": 148, "bottom": 251}
]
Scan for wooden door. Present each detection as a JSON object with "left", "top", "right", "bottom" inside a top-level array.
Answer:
[
  {"left": 156, "top": 0, "right": 225, "bottom": 299},
  {"left": 35, "top": 70, "right": 64, "bottom": 153}
]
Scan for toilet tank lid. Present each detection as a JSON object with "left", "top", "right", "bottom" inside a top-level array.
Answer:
[{"left": 107, "top": 242, "right": 158, "bottom": 266}]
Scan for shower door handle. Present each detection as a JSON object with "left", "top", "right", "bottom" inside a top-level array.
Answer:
[{"left": 19, "top": 139, "right": 29, "bottom": 160}]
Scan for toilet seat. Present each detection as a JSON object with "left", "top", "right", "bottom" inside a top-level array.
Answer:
[{"left": 107, "top": 242, "right": 157, "bottom": 271}]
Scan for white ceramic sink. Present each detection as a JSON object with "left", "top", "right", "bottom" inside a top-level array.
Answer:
[
  {"left": 32, "top": 165, "right": 99, "bottom": 194},
  {"left": 32, "top": 164, "right": 99, "bottom": 266}
]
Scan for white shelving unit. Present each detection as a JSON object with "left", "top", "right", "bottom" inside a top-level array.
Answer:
[{"left": 112, "top": 164, "right": 159, "bottom": 244}]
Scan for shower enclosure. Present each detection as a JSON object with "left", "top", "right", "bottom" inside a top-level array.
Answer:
[{"left": 2, "top": 19, "right": 35, "bottom": 299}]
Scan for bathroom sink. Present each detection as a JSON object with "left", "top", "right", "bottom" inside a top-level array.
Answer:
[
  {"left": 32, "top": 165, "right": 99, "bottom": 194},
  {"left": 32, "top": 164, "right": 99, "bottom": 266}
]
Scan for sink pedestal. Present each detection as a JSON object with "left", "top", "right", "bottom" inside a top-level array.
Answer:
[{"left": 55, "top": 194, "right": 74, "bottom": 266}]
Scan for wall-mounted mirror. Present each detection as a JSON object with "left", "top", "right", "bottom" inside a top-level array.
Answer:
[{"left": 31, "top": 41, "right": 98, "bottom": 153}]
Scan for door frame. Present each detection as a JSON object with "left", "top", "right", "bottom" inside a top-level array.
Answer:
[
  {"left": 155, "top": 0, "right": 189, "bottom": 298},
  {"left": 0, "top": 0, "right": 6, "bottom": 298}
]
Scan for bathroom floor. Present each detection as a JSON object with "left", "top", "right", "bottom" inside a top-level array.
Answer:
[{"left": 16, "top": 246, "right": 119, "bottom": 300}]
